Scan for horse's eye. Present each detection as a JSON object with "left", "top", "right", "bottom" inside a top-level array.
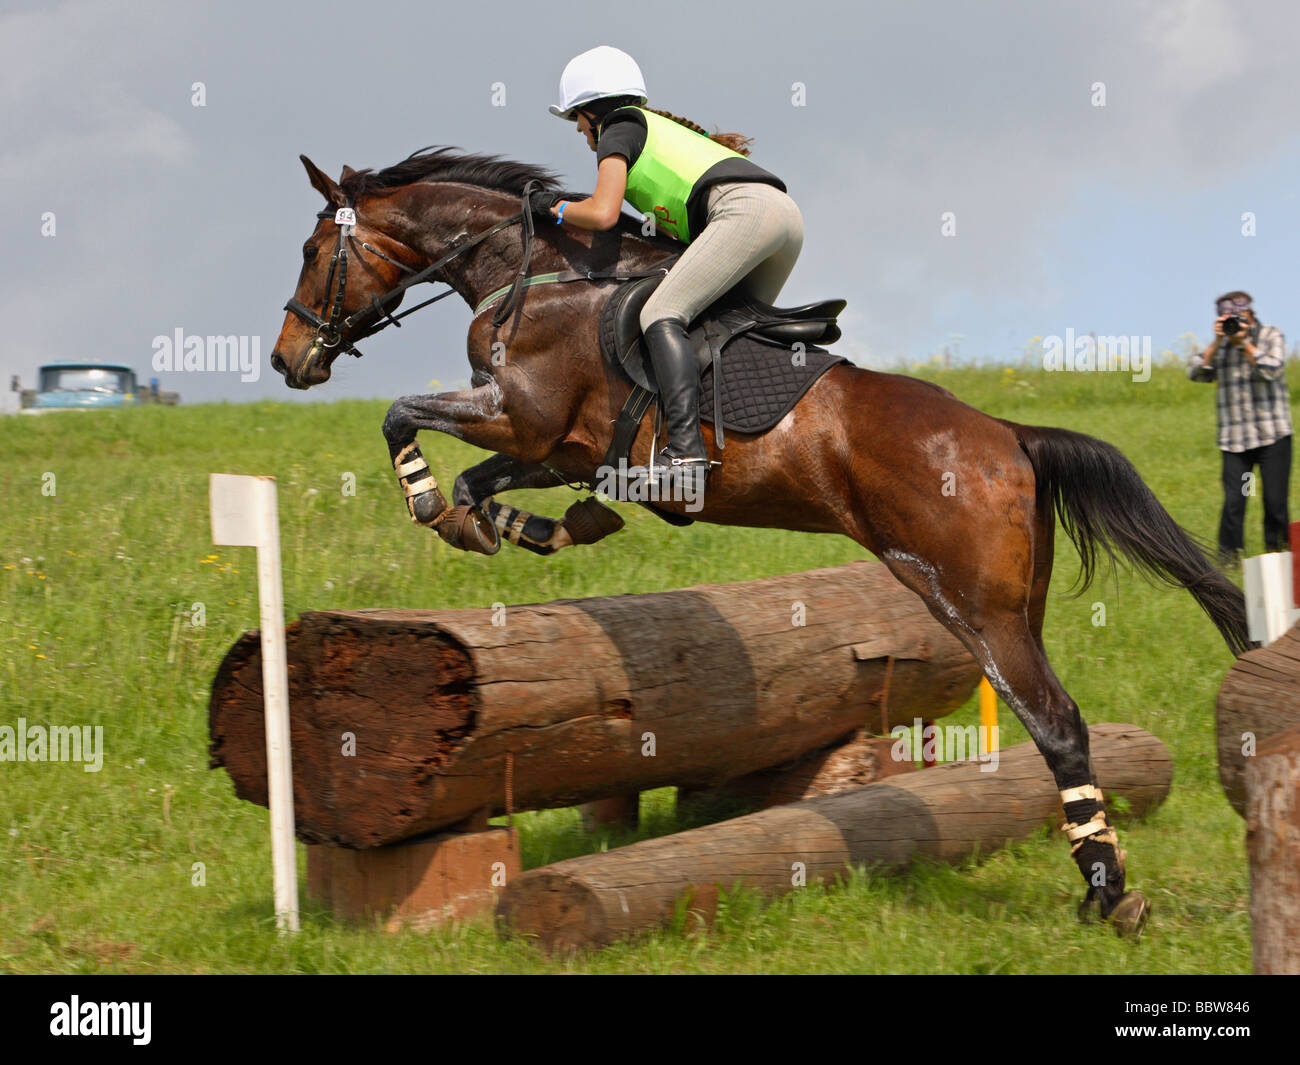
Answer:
[{"left": 303, "top": 245, "right": 318, "bottom": 262}]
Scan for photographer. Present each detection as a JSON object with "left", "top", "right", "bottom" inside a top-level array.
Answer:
[{"left": 1188, "top": 291, "right": 1292, "bottom": 564}]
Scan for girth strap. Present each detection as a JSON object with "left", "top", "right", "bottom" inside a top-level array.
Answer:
[
  {"left": 703, "top": 319, "right": 726, "bottom": 451},
  {"left": 601, "top": 384, "right": 655, "bottom": 472}
]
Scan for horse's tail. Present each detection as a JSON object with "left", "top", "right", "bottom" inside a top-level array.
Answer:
[{"left": 1010, "top": 422, "right": 1251, "bottom": 656}]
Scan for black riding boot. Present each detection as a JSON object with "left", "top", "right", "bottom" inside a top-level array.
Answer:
[{"left": 643, "top": 318, "right": 711, "bottom": 495}]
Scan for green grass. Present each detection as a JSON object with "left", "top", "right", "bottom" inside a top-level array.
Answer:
[{"left": 0, "top": 363, "right": 1292, "bottom": 973}]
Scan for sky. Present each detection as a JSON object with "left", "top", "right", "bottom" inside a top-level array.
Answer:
[{"left": 4, "top": 0, "right": 1299, "bottom": 411}]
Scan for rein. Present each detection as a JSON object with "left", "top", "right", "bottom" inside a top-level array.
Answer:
[{"left": 285, "top": 178, "right": 675, "bottom": 366}]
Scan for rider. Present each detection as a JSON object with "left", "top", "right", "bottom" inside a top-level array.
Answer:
[{"left": 542, "top": 45, "right": 804, "bottom": 490}]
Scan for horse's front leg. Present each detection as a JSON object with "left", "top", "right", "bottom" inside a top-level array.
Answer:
[
  {"left": 382, "top": 381, "right": 527, "bottom": 554},
  {"left": 453, "top": 454, "right": 625, "bottom": 556}
]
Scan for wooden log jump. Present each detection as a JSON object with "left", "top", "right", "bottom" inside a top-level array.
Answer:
[
  {"left": 1217, "top": 622, "right": 1300, "bottom": 817},
  {"left": 495, "top": 723, "right": 1172, "bottom": 953},
  {"left": 209, "top": 561, "right": 981, "bottom": 848}
]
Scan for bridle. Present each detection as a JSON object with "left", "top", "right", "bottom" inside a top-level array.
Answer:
[
  {"left": 281, "top": 176, "right": 676, "bottom": 384},
  {"left": 283, "top": 180, "right": 549, "bottom": 371}
]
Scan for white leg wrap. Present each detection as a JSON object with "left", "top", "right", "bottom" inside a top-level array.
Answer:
[
  {"left": 394, "top": 442, "right": 423, "bottom": 470},
  {"left": 393, "top": 445, "right": 438, "bottom": 499},
  {"left": 1064, "top": 812, "right": 1109, "bottom": 842},
  {"left": 1059, "top": 784, "right": 1102, "bottom": 805},
  {"left": 1061, "top": 809, "right": 1121, "bottom": 859},
  {"left": 395, "top": 456, "right": 430, "bottom": 478},
  {"left": 402, "top": 476, "right": 439, "bottom": 499}
]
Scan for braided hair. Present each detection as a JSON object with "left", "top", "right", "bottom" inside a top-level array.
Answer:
[{"left": 583, "top": 95, "right": 753, "bottom": 156}]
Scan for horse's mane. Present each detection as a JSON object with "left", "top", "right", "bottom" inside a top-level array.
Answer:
[
  {"left": 340, "top": 146, "right": 561, "bottom": 200},
  {"left": 340, "top": 145, "right": 678, "bottom": 254}
]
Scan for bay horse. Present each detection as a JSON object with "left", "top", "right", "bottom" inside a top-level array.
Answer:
[{"left": 271, "top": 147, "right": 1251, "bottom": 937}]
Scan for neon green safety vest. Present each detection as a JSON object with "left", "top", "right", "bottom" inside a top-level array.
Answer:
[{"left": 605, "top": 106, "right": 747, "bottom": 243}]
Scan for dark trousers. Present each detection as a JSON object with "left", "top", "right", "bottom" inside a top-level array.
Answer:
[{"left": 1219, "top": 434, "right": 1293, "bottom": 557}]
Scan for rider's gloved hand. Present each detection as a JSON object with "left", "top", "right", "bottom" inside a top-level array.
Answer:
[{"left": 530, "top": 191, "right": 559, "bottom": 216}]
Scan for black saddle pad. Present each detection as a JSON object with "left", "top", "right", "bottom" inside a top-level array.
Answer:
[{"left": 697, "top": 333, "right": 846, "bottom": 434}]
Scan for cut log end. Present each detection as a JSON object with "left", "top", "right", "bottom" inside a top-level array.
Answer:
[
  {"left": 1217, "top": 622, "right": 1300, "bottom": 817},
  {"left": 495, "top": 872, "right": 608, "bottom": 954},
  {"left": 208, "top": 616, "right": 478, "bottom": 846}
]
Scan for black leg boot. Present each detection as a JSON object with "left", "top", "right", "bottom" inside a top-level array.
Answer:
[{"left": 643, "top": 318, "right": 711, "bottom": 500}]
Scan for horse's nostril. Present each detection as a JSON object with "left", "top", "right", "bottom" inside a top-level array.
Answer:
[{"left": 271, "top": 352, "right": 286, "bottom": 376}]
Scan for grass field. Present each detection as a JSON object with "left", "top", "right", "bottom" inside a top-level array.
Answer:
[{"left": 1, "top": 362, "right": 1294, "bottom": 974}]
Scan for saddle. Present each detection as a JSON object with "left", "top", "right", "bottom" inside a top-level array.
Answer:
[
  {"left": 597, "top": 274, "right": 850, "bottom": 491},
  {"left": 599, "top": 274, "right": 845, "bottom": 391}
]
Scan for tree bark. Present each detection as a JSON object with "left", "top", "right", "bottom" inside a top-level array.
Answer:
[
  {"left": 1246, "top": 726, "right": 1300, "bottom": 975},
  {"left": 209, "top": 561, "right": 980, "bottom": 847}
]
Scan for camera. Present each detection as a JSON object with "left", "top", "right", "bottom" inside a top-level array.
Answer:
[{"left": 1222, "top": 315, "right": 1243, "bottom": 337}]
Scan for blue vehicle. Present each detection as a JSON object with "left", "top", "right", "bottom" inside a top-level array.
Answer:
[{"left": 14, "top": 363, "right": 179, "bottom": 412}]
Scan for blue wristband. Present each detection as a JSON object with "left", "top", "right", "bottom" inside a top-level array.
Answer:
[{"left": 556, "top": 201, "right": 567, "bottom": 224}]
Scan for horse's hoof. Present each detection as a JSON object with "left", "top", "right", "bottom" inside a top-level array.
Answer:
[
  {"left": 409, "top": 489, "right": 448, "bottom": 527},
  {"left": 434, "top": 505, "right": 500, "bottom": 555},
  {"left": 1107, "top": 891, "right": 1150, "bottom": 939}
]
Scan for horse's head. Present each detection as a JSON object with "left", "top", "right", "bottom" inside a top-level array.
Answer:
[{"left": 271, "top": 156, "right": 415, "bottom": 389}]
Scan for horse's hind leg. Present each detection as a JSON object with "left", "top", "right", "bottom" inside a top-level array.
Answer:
[
  {"left": 452, "top": 455, "right": 625, "bottom": 556},
  {"left": 1018, "top": 499, "right": 1146, "bottom": 927},
  {"left": 980, "top": 615, "right": 1146, "bottom": 934},
  {"left": 883, "top": 550, "right": 1149, "bottom": 936}
]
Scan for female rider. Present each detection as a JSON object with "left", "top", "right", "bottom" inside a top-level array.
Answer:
[{"left": 542, "top": 45, "right": 804, "bottom": 491}]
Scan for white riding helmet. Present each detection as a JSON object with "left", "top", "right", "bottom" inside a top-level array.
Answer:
[{"left": 549, "top": 45, "right": 647, "bottom": 121}]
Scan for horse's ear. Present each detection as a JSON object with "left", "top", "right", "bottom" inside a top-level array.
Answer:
[
  {"left": 341, "top": 164, "right": 357, "bottom": 180},
  {"left": 300, "top": 154, "right": 344, "bottom": 207}
]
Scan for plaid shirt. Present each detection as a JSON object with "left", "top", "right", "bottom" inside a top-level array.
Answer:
[{"left": 1188, "top": 322, "right": 1292, "bottom": 451}]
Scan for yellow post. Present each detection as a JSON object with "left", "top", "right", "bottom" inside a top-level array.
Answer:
[{"left": 979, "top": 677, "right": 999, "bottom": 752}]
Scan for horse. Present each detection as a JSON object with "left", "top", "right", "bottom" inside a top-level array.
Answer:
[{"left": 271, "top": 147, "right": 1251, "bottom": 936}]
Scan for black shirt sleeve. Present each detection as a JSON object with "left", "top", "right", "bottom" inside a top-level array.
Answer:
[{"left": 595, "top": 109, "right": 646, "bottom": 168}]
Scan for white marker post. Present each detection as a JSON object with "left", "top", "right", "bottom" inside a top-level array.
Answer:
[
  {"left": 1243, "top": 551, "right": 1299, "bottom": 647},
  {"left": 209, "top": 474, "right": 299, "bottom": 932}
]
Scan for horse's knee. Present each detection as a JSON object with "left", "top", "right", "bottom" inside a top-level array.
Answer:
[{"left": 382, "top": 399, "right": 412, "bottom": 445}]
